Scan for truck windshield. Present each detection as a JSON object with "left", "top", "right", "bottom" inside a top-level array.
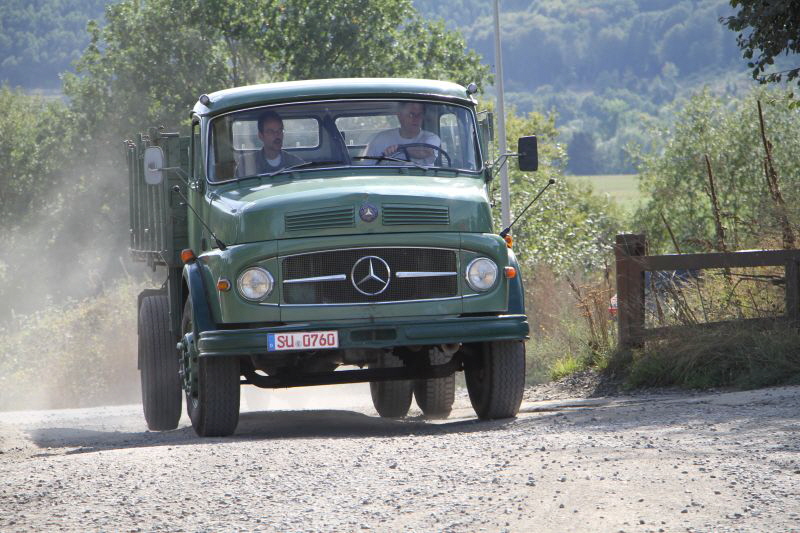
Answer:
[{"left": 208, "top": 100, "right": 481, "bottom": 182}]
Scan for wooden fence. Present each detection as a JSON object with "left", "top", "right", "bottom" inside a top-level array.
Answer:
[{"left": 615, "top": 233, "right": 800, "bottom": 348}]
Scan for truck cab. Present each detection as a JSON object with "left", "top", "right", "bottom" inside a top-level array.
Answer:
[{"left": 129, "top": 78, "right": 536, "bottom": 436}]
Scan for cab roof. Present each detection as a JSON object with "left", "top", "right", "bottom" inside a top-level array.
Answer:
[{"left": 192, "top": 78, "right": 475, "bottom": 116}]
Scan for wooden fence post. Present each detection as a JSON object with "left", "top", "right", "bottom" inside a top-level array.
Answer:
[
  {"left": 785, "top": 256, "right": 800, "bottom": 325},
  {"left": 615, "top": 234, "right": 647, "bottom": 349}
]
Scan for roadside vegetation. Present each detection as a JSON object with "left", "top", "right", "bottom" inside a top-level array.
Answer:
[{"left": 0, "top": 279, "right": 144, "bottom": 410}]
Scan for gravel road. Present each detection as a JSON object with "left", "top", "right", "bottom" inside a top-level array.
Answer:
[{"left": 1, "top": 383, "right": 798, "bottom": 532}]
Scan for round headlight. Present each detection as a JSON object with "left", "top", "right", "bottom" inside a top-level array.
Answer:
[
  {"left": 237, "top": 267, "right": 274, "bottom": 301},
  {"left": 466, "top": 257, "right": 498, "bottom": 292}
]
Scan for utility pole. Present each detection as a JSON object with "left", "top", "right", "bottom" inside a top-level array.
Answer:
[{"left": 492, "top": 0, "right": 510, "bottom": 229}]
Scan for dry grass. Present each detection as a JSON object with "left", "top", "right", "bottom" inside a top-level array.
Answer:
[
  {"left": 618, "top": 267, "right": 800, "bottom": 389},
  {"left": 626, "top": 325, "right": 800, "bottom": 389},
  {"left": 524, "top": 265, "right": 616, "bottom": 383}
]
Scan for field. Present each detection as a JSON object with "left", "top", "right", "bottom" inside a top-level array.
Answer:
[{"left": 566, "top": 174, "right": 645, "bottom": 206}]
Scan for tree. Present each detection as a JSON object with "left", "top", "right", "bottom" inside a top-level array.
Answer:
[
  {"left": 63, "top": 0, "right": 490, "bottom": 139},
  {"left": 723, "top": 0, "right": 800, "bottom": 89},
  {"left": 0, "top": 86, "right": 74, "bottom": 222},
  {"left": 632, "top": 87, "right": 800, "bottom": 254},
  {"left": 567, "top": 131, "right": 598, "bottom": 175},
  {"left": 484, "top": 102, "right": 620, "bottom": 274}
]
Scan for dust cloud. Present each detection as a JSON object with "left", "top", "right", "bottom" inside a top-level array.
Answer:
[{"left": 0, "top": 155, "right": 152, "bottom": 412}]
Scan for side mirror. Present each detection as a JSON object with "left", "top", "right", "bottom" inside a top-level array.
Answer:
[
  {"left": 143, "top": 146, "right": 164, "bottom": 185},
  {"left": 477, "top": 111, "right": 494, "bottom": 162},
  {"left": 518, "top": 136, "right": 538, "bottom": 171}
]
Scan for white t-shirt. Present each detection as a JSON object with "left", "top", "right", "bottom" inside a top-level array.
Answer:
[{"left": 365, "top": 128, "right": 441, "bottom": 165}]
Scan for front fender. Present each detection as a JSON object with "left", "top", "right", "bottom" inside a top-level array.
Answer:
[
  {"left": 182, "top": 260, "right": 217, "bottom": 335},
  {"left": 507, "top": 248, "right": 526, "bottom": 315}
]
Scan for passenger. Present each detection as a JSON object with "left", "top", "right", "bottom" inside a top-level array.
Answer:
[
  {"left": 364, "top": 102, "right": 441, "bottom": 165},
  {"left": 237, "top": 109, "right": 303, "bottom": 176}
]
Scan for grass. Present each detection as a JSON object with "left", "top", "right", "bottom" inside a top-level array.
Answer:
[
  {"left": 550, "top": 355, "right": 584, "bottom": 381},
  {"left": 566, "top": 174, "right": 645, "bottom": 204}
]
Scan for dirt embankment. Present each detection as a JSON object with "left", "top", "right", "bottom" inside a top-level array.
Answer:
[{"left": 1, "top": 383, "right": 798, "bottom": 532}]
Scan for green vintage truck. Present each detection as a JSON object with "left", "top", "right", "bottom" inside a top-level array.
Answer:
[{"left": 128, "top": 78, "right": 538, "bottom": 436}]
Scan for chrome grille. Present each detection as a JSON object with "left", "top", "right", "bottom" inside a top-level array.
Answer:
[
  {"left": 285, "top": 206, "right": 354, "bottom": 232},
  {"left": 382, "top": 204, "right": 449, "bottom": 225},
  {"left": 282, "top": 247, "right": 458, "bottom": 304}
]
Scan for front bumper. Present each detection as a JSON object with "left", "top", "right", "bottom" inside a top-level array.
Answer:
[{"left": 197, "top": 314, "right": 529, "bottom": 357}]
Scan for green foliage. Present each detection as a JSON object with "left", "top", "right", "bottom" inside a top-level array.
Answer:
[
  {"left": 0, "top": 86, "right": 74, "bottom": 222},
  {"left": 0, "top": 279, "right": 144, "bottom": 410},
  {"left": 63, "top": 2, "right": 233, "bottom": 140},
  {"left": 723, "top": 0, "right": 800, "bottom": 89},
  {"left": 0, "top": 0, "right": 107, "bottom": 88},
  {"left": 486, "top": 103, "right": 621, "bottom": 273},
  {"left": 550, "top": 355, "right": 583, "bottom": 381},
  {"left": 632, "top": 87, "right": 800, "bottom": 253},
  {"left": 63, "top": 0, "right": 490, "bottom": 140}
]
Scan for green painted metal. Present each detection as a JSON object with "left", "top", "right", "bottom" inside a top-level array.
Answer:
[
  {"left": 196, "top": 314, "right": 529, "bottom": 357},
  {"left": 127, "top": 128, "right": 189, "bottom": 269},
  {"left": 129, "top": 79, "right": 529, "bottom": 365},
  {"left": 204, "top": 174, "right": 492, "bottom": 245},
  {"left": 193, "top": 78, "right": 475, "bottom": 117},
  {"left": 196, "top": 231, "right": 511, "bottom": 324}
]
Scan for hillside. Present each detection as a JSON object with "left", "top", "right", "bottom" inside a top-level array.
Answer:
[
  {"left": 0, "top": 0, "right": 108, "bottom": 89},
  {"left": 414, "top": 0, "right": 760, "bottom": 173}
]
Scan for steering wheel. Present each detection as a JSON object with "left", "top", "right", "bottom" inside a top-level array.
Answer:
[{"left": 389, "top": 143, "right": 451, "bottom": 167}]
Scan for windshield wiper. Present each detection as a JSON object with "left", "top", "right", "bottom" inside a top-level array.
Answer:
[
  {"left": 260, "top": 160, "right": 347, "bottom": 178},
  {"left": 351, "top": 155, "right": 428, "bottom": 171}
]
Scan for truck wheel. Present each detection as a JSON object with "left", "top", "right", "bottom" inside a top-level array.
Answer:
[
  {"left": 465, "top": 340, "right": 526, "bottom": 420},
  {"left": 182, "top": 299, "right": 240, "bottom": 437},
  {"left": 414, "top": 376, "right": 455, "bottom": 418},
  {"left": 369, "top": 352, "right": 413, "bottom": 418},
  {"left": 414, "top": 349, "right": 455, "bottom": 418},
  {"left": 139, "top": 294, "right": 181, "bottom": 431}
]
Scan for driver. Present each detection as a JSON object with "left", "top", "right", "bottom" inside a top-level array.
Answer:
[
  {"left": 236, "top": 109, "right": 303, "bottom": 177},
  {"left": 364, "top": 102, "right": 441, "bottom": 165}
]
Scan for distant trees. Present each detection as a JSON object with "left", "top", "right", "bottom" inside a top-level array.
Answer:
[
  {"left": 413, "top": 0, "right": 750, "bottom": 174},
  {"left": 723, "top": 0, "right": 800, "bottom": 88},
  {"left": 0, "top": 0, "right": 107, "bottom": 88}
]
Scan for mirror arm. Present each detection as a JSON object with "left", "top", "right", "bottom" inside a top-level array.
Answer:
[
  {"left": 153, "top": 165, "right": 190, "bottom": 185},
  {"left": 490, "top": 152, "right": 520, "bottom": 172}
]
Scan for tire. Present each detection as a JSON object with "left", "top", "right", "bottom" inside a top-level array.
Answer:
[
  {"left": 139, "top": 294, "right": 181, "bottom": 431},
  {"left": 182, "top": 299, "right": 240, "bottom": 437},
  {"left": 369, "top": 352, "right": 413, "bottom": 418},
  {"left": 414, "top": 375, "right": 455, "bottom": 418},
  {"left": 465, "top": 340, "right": 526, "bottom": 420},
  {"left": 414, "top": 349, "right": 455, "bottom": 419}
]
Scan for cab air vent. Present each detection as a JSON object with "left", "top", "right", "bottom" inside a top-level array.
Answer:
[
  {"left": 285, "top": 206, "right": 355, "bottom": 232},
  {"left": 382, "top": 204, "right": 450, "bottom": 226}
]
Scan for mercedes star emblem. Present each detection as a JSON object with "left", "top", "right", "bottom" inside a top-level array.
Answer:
[
  {"left": 359, "top": 203, "right": 379, "bottom": 223},
  {"left": 351, "top": 255, "right": 391, "bottom": 296}
]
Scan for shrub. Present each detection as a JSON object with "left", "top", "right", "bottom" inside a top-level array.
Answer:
[{"left": 0, "top": 279, "right": 146, "bottom": 411}]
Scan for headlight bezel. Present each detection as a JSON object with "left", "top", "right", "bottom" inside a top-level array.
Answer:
[
  {"left": 236, "top": 266, "right": 275, "bottom": 301},
  {"left": 465, "top": 257, "right": 499, "bottom": 292}
]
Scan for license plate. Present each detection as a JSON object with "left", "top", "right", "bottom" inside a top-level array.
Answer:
[{"left": 267, "top": 331, "right": 339, "bottom": 351}]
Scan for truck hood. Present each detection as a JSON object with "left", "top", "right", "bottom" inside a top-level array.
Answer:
[{"left": 206, "top": 174, "right": 493, "bottom": 245}]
